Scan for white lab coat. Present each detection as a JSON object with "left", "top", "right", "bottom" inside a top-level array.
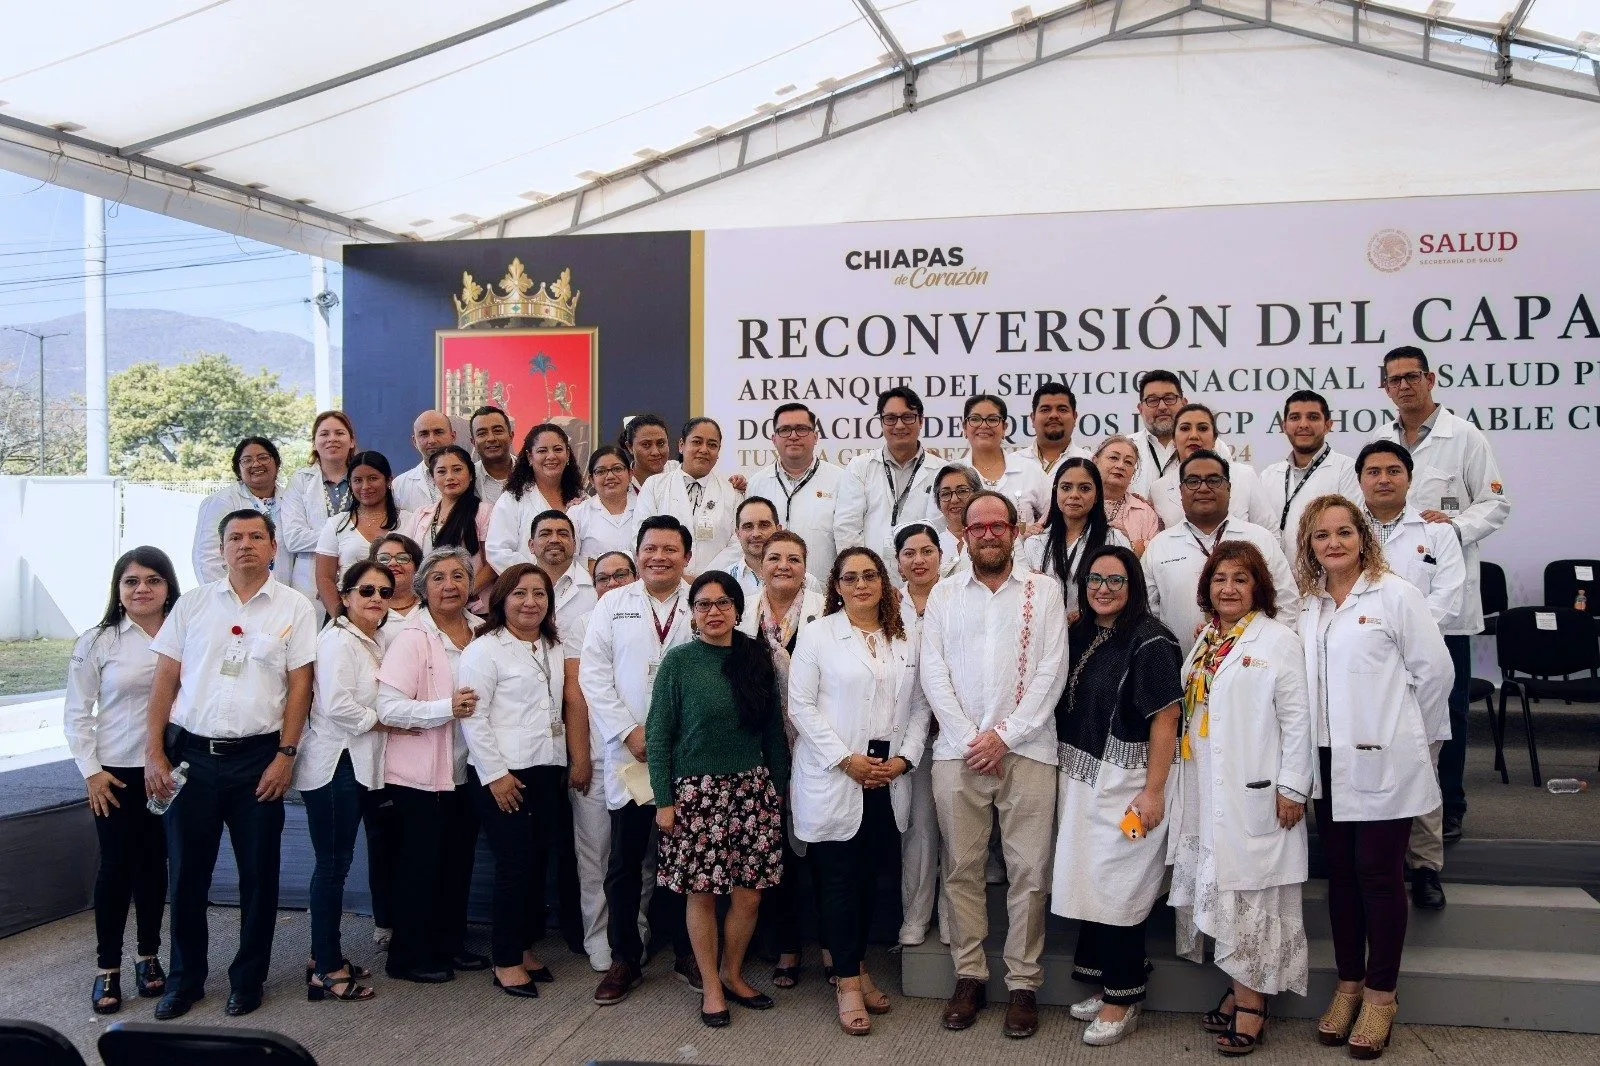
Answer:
[
  {"left": 786, "top": 613, "right": 929, "bottom": 843},
  {"left": 743, "top": 459, "right": 844, "bottom": 585},
  {"left": 635, "top": 469, "right": 744, "bottom": 573},
  {"left": 485, "top": 487, "right": 564, "bottom": 573},
  {"left": 1259, "top": 448, "right": 1363, "bottom": 553},
  {"left": 191, "top": 482, "right": 294, "bottom": 585},
  {"left": 390, "top": 460, "right": 438, "bottom": 513},
  {"left": 973, "top": 450, "right": 1051, "bottom": 526},
  {"left": 280, "top": 465, "right": 346, "bottom": 607},
  {"left": 1373, "top": 407, "right": 1509, "bottom": 635},
  {"left": 1142, "top": 519, "right": 1300, "bottom": 645},
  {"left": 569, "top": 494, "right": 638, "bottom": 568},
  {"left": 735, "top": 590, "right": 825, "bottom": 640},
  {"left": 1151, "top": 461, "right": 1274, "bottom": 531},
  {"left": 1016, "top": 440, "right": 1094, "bottom": 485},
  {"left": 1374, "top": 507, "right": 1467, "bottom": 630},
  {"left": 1301, "top": 573, "right": 1454, "bottom": 822},
  {"left": 1167, "top": 615, "right": 1313, "bottom": 892},
  {"left": 834, "top": 449, "right": 941, "bottom": 570}
]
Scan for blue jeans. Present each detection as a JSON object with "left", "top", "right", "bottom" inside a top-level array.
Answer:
[
  {"left": 1440, "top": 635, "right": 1471, "bottom": 819},
  {"left": 302, "top": 751, "right": 364, "bottom": 975}
]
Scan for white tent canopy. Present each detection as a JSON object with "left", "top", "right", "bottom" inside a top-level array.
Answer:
[{"left": 0, "top": 0, "right": 1596, "bottom": 254}]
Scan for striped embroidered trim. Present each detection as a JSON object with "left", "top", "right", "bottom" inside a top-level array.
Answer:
[{"left": 1013, "top": 576, "right": 1037, "bottom": 708}]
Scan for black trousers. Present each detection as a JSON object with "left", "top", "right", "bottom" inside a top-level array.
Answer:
[
  {"left": 758, "top": 808, "right": 813, "bottom": 957},
  {"left": 165, "top": 739, "right": 285, "bottom": 997},
  {"left": 1072, "top": 919, "right": 1151, "bottom": 1005},
  {"left": 605, "top": 801, "right": 688, "bottom": 966},
  {"left": 476, "top": 765, "right": 567, "bottom": 968},
  {"left": 360, "top": 786, "right": 396, "bottom": 930},
  {"left": 809, "top": 787, "right": 898, "bottom": 979},
  {"left": 386, "top": 780, "right": 479, "bottom": 975},
  {"left": 92, "top": 766, "right": 168, "bottom": 970}
]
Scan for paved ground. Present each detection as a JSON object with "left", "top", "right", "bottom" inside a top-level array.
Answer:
[{"left": 3, "top": 909, "right": 1597, "bottom": 1065}]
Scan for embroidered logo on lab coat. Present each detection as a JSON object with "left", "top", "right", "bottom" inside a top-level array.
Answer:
[
  {"left": 1490, "top": 481, "right": 1503, "bottom": 494},
  {"left": 1358, "top": 616, "right": 1384, "bottom": 626}
]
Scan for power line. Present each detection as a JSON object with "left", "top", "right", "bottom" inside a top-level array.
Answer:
[{"left": 0, "top": 251, "right": 299, "bottom": 293}]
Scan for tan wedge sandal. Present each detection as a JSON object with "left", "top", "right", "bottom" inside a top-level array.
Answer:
[
  {"left": 836, "top": 980, "right": 871, "bottom": 1036},
  {"left": 858, "top": 970, "right": 891, "bottom": 1015},
  {"left": 1317, "top": 988, "right": 1363, "bottom": 1046},
  {"left": 1348, "top": 1000, "right": 1398, "bottom": 1060}
]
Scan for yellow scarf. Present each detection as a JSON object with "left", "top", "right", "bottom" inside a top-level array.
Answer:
[{"left": 1181, "top": 612, "right": 1255, "bottom": 760}]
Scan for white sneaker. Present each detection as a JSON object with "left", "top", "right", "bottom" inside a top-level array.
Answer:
[
  {"left": 898, "top": 924, "right": 927, "bottom": 947},
  {"left": 588, "top": 952, "right": 612, "bottom": 973},
  {"left": 1083, "top": 1003, "right": 1141, "bottom": 1046},
  {"left": 1070, "top": 993, "right": 1104, "bottom": 1021}
]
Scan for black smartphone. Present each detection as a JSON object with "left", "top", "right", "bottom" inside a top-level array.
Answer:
[{"left": 866, "top": 739, "right": 891, "bottom": 761}]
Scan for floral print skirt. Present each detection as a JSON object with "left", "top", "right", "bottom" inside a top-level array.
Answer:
[{"left": 657, "top": 766, "right": 784, "bottom": 896}]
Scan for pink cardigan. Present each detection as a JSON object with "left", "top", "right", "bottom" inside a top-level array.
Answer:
[{"left": 376, "top": 613, "right": 458, "bottom": 791}]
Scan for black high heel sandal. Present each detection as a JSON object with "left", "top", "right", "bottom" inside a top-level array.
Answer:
[
  {"left": 307, "top": 973, "right": 376, "bottom": 1002},
  {"left": 305, "top": 959, "right": 372, "bottom": 984},
  {"left": 1202, "top": 987, "right": 1235, "bottom": 1033},
  {"left": 1217, "top": 1002, "right": 1269, "bottom": 1056},
  {"left": 92, "top": 972, "right": 122, "bottom": 1015},
  {"left": 134, "top": 958, "right": 166, "bottom": 998},
  {"left": 771, "top": 964, "right": 800, "bottom": 989}
]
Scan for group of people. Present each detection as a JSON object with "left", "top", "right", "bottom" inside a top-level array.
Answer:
[{"left": 64, "top": 344, "right": 1508, "bottom": 1055}]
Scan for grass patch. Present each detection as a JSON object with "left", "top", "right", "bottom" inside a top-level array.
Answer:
[{"left": 0, "top": 639, "right": 74, "bottom": 697}]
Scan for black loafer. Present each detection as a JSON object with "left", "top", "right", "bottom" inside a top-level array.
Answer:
[
  {"left": 1411, "top": 867, "right": 1447, "bottom": 910},
  {"left": 701, "top": 1008, "right": 731, "bottom": 1028},
  {"left": 153, "top": 989, "right": 202, "bottom": 1020},
  {"left": 722, "top": 984, "right": 775, "bottom": 1010},
  {"left": 493, "top": 974, "right": 539, "bottom": 999},
  {"left": 388, "top": 966, "right": 454, "bottom": 984},
  {"left": 451, "top": 951, "right": 491, "bottom": 972},
  {"left": 225, "top": 988, "right": 263, "bottom": 1017},
  {"left": 1442, "top": 814, "right": 1464, "bottom": 845}
]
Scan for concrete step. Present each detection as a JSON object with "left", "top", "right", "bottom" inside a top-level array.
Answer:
[
  {"left": 1303, "top": 881, "right": 1600, "bottom": 952},
  {"left": 901, "top": 929, "right": 1600, "bottom": 1033}
]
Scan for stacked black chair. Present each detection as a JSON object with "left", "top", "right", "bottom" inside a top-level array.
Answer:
[
  {"left": 0, "top": 1019, "right": 86, "bottom": 1066},
  {"left": 1542, "top": 559, "right": 1600, "bottom": 616},
  {"left": 1494, "top": 606, "right": 1600, "bottom": 787},
  {"left": 1475, "top": 561, "right": 1509, "bottom": 780},
  {"left": 100, "top": 1022, "right": 317, "bottom": 1066}
]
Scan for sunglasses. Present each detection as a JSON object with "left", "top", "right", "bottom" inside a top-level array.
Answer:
[{"left": 353, "top": 584, "right": 394, "bottom": 599}]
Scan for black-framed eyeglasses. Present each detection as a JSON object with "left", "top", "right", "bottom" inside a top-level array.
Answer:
[
  {"left": 1085, "top": 573, "right": 1129, "bottom": 590},
  {"left": 692, "top": 597, "right": 735, "bottom": 613},
  {"left": 936, "top": 486, "right": 973, "bottom": 502},
  {"left": 594, "top": 568, "right": 634, "bottom": 585},
  {"left": 354, "top": 584, "right": 394, "bottom": 600},
  {"left": 879, "top": 412, "right": 920, "bottom": 426},
  {"left": 1382, "top": 370, "right": 1427, "bottom": 389},
  {"left": 773, "top": 424, "right": 815, "bottom": 438},
  {"left": 1180, "top": 475, "right": 1229, "bottom": 489},
  {"left": 374, "top": 552, "right": 413, "bottom": 565},
  {"left": 964, "top": 414, "right": 1005, "bottom": 428},
  {"left": 591, "top": 463, "right": 628, "bottom": 477}
]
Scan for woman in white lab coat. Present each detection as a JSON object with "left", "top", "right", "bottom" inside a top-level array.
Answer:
[
  {"left": 788, "top": 547, "right": 929, "bottom": 1035},
  {"left": 1167, "top": 540, "right": 1313, "bottom": 1055},
  {"left": 486, "top": 423, "right": 587, "bottom": 573},
  {"left": 1293, "top": 495, "right": 1453, "bottom": 1059},
  {"left": 635, "top": 417, "right": 744, "bottom": 575},
  {"left": 281, "top": 411, "right": 357, "bottom": 612}
]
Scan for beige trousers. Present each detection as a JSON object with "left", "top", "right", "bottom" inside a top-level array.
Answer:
[
  {"left": 1406, "top": 741, "right": 1446, "bottom": 873},
  {"left": 933, "top": 753, "right": 1058, "bottom": 991}
]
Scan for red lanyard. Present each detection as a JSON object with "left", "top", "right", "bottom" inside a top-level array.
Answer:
[{"left": 650, "top": 594, "right": 680, "bottom": 646}]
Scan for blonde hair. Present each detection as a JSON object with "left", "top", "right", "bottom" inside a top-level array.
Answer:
[
  {"left": 1293, "top": 494, "right": 1388, "bottom": 594},
  {"left": 1094, "top": 434, "right": 1141, "bottom": 473}
]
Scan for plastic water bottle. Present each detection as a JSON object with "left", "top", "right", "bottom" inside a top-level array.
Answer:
[
  {"left": 1546, "top": 779, "right": 1588, "bottom": 795},
  {"left": 147, "top": 761, "right": 190, "bottom": 815},
  {"left": 1576, "top": 589, "right": 1588, "bottom": 613}
]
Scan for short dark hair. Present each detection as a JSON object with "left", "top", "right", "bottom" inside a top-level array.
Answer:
[
  {"left": 1356, "top": 439, "right": 1414, "bottom": 478},
  {"left": 592, "top": 550, "right": 636, "bottom": 578},
  {"left": 1138, "top": 369, "right": 1183, "bottom": 400},
  {"left": 369, "top": 531, "right": 423, "bottom": 564},
  {"left": 1383, "top": 345, "right": 1429, "bottom": 373},
  {"left": 1196, "top": 541, "right": 1279, "bottom": 618},
  {"left": 337, "top": 562, "right": 395, "bottom": 622},
  {"left": 1283, "top": 389, "right": 1330, "bottom": 419},
  {"left": 636, "top": 513, "right": 692, "bottom": 553},
  {"left": 1175, "top": 402, "right": 1214, "bottom": 426},
  {"left": 1178, "top": 448, "right": 1230, "bottom": 482},
  {"left": 587, "top": 444, "right": 630, "bottom": 477},
  {"left": 772, "top": 402, "right": 816, "bottom": 427},
  {"left": 893, "top": 522, "right": 942, "bottom": 554},
  {"left": 469, "top": 405, "right": 511, "bottom": 433},
  {"left": 232, "top": 437, "right": 281, "bottom": 479},
  {"left": 218, "top": 508, "right": 275, "bottom": 544},
  {"left": 876, "top": 385, "right": 924, "bottom": 417},
  {"left": 530, "top": 508, "right": 574, "bottom": 541},
  {"left": 963, "top": 394, "right": 1007, "bottom": 421},
  {"left": 961, "top": 488, "right": 1019, "bottom": 526},
  {"left": 1031, "top": 382, "right": 1077, "bottom": 412},
  {"left": 736, "top": 496, "right": 779, "bottom": 525}
]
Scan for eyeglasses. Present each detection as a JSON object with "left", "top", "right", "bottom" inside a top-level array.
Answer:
[
  {"left": 1085, "top": 573, "right": 1129, "bottom": 591},
  {"left": 964, "top": 414, "right": 1005, "bottom": 428},
  {"left": 1141, "top": 394, "right": 1183, "bottom": 408},
  {"left": 965, "top": 520, "right": 1014, "bottom": 539},
  {"left": 374, "top": 552, "right": 413, "bottom": 565},
  {"left": 594, "top": 568, "right": 634, "bottom": 585},
  {"left": 1180, "top": 475, "right": 1229, "bottom": 489},
  {"left": 692, "top": 597, "right": 735, "bottom": 613},
  {"left": 1382, "top": 370, "right": 1427, "bottom": 389},
  {"left": 936, "top": 486, "right": 973, "bottom": 502},
  {"left": 773, "top": 424, "right": 815, "bottom": 438},
  {"left": 591, "top": 464, "right": 628, "bottom": 477},
  {"left": 837, "top": 571, "right": 881, "bottom": 587},
  {"left": 354, "top": 584, "right": 394, "bottom": 599},
  {"left": 879, "top": 412, "right": 921, "bottom": 426}
]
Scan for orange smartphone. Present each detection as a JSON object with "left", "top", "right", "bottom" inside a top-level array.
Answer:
[{"left": 1119, "top": 809, "right": 1144, "bottom": 840}]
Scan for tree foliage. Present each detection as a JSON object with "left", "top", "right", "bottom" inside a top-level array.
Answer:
[
  {"left": 0, "top": 361, "right": 86, "bottom": 475},
  {"left": 108, "top": 352, "right": 313, "bottom": 480}
]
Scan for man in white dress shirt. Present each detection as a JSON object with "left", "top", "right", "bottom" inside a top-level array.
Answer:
[
  {"left": 580, "top": 516, "right": 699, "bottom": 1003},
  {"left": 470, "top": 405, "right": 514, "bottom": 507},
  {"left": 635, "top": 417, "right": 743, "bottom": 576},
  {"left": 1372, "top": 346, "right": 1509, "bottom": 847},
  {"left": 1126, "top": 370, "right": 1185, "bottom": 501},
  {"left": 743, "top": 402, "right": 842, "bottom": 584},
  {"left": 835, "top": 386, "right": 941, "bottom": 566},
  {"left": 531, "top": 509, "right": 598, "bottom": 626},
  {"left": 145, "top": 509, "right": 316, "bottom": 1020},
  {"left": 1019, "top": 382, "right": 1094, "bottom": 482},
  {"left": 1260, "top": 390, "right": 1362, "bottom": 552},
  {"left": 192, "top": 438, "right": 294, "bottom": 584},
  {"left": 391, "top": 410, "right": 456, "bottom": 512},
  {"left": 921, "top": 490, "right": 1068, "bottom": 1039},
  {"left": 1357, "top": 439, "right": 1466, "bottom": 912},
  {"left": 1142, "top": 450, "right": 1300, "bottom": 644}
]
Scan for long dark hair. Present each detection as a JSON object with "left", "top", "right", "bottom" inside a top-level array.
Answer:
[
  {"left": 1041, "top": 458, "right": 1112, "bottom": 601},
  {"left": 97, "top": 546, "right": 181, "bottom": 630},
  {"left": 823, "top": 547, "right": 905, "bottom": 642},
  {"left": 477, "top": 562, "right": 560, "bottom": 646},
  {"left": 1073, "top": 544, "right": 1154, "bottom": 634},
  {"left": 338, "top": 450, "right": 401, "bottom": 534},
  {"left": 427, "top": 444, "right": 482, "bottom": 555},
  {"left": 689, "top": 571, "right": 775, "bottom": 735},
  {"left": 505, "top": 423, "right": 584, "bottom": 503}
]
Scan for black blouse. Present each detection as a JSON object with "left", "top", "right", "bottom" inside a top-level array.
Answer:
[{"left": 1056, "top": 615, "right": 1183, "bottom": 786}]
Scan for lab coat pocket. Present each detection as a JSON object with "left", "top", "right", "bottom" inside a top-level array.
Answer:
[
  {"left": 1348, "top": 745, "right": 1393, "bottom": 793},
  {"left": 1242, "top": 781, "right": 1281, "bottom": 837}
]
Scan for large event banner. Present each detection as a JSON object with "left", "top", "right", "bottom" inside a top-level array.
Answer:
[{"left": 701, "top": 190, "right": 1600, "bottom": 604}]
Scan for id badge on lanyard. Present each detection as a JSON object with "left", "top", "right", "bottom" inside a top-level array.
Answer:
[{"left": 221, "top": 634, "right": 247, "bottom": 677}]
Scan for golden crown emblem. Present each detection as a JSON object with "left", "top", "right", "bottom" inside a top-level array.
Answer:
[{"left": 454, "top": 258, "right": 580, "bottom": 329}]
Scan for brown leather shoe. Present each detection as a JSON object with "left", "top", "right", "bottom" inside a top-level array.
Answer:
[
  {"left": 593, "top": 961, "right": 642, "bottom": 1005},
  {"left": 1003, "top": 989, "right": 1039, "bottom": 1038},
  {"left": 942, "top": 977, "right": 988, "bottom": 1030}
]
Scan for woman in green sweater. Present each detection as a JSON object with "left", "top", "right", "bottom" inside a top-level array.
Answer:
[{"left": 648, "top": 570, "right": 790, "bottom": 1029}]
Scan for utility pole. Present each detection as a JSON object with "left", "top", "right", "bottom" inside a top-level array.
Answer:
[
  {"left": 84, "top": 195, "right": 108, "bottom": 476},
  {"left": 5, "top": 327, "right": 69, "bottom": 474},
  {"left": 310, "top": 258, "right": 337, "bottom": 412}
]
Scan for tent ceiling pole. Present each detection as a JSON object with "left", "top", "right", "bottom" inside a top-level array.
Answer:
[{"left": 852, "top": 0, "right": 918, "bottom": 110}]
